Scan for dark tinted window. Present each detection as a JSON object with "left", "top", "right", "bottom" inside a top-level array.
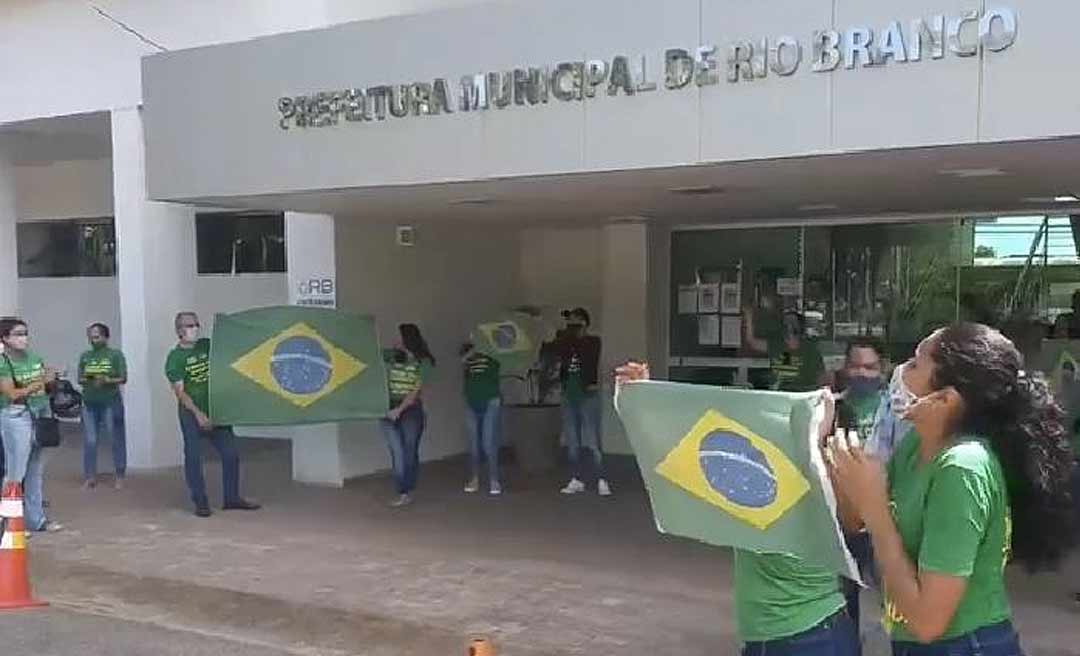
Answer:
[
  {"left": 17, "top": 218, "right": 116, "bottom": 278},
  {"left": 196, "top": 212, "right": 286, "bottom": 274}
]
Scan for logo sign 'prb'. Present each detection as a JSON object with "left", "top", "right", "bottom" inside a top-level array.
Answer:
[
  {"left": 655, "top": 410, "right": 810, "bottom": 530},
  {"left": 231, "top": 322, "right": 366, "bottom": 408}
]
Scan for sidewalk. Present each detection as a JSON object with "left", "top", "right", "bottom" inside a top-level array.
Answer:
[{"left": 17, "top": 431, "right": 1080, "bottom": 655}]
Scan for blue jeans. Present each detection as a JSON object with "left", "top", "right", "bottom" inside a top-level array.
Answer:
[
  {"left": 1, "top": 405, "right": 49, "bottom": 530},
  {"left": 81, "top": 396, "right": 127, "bottom": 480},
  {"left": 743, "top": 612, "right": 859, "bottom": 656},
  {"left": 380, "top": 404, "right": 425, "bottom": 495},
  {"left": 561, "top": 393, "right": 605, "bottom": 480},
  {"left": 177, "top": 407, "right": 241, "bottom": 509},
  {"left": 891, "top": 621, "right": 1024, "bottom": 656},
  {"left": 465, "top": 397, "right": 501, "bottom": 484},
  {"left": 843, "top": 531, "right": 875, "bottom": 656}
]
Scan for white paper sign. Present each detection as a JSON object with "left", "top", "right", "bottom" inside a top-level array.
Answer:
[
  {"left": 698, "top": 284, "right": 720, "bottom": 314},
  {"left": 678, "top": 285, "right": 699, "bottom": 314},
  {"left": 776, "top": 277, "right": 802, "bottom": 297},
  {"left": 721, "top": 316, "right": 742, "bottom": 348},
  {"left": 721, "top": 283, "right": 741, "bottom": 313},
  {"left": 698, "top": 314, "right": 720, "bottom": 345}
]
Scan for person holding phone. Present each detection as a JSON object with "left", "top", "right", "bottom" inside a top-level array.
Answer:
[{"left": 0, "top": 318, "right": 62, "bottom": 532}]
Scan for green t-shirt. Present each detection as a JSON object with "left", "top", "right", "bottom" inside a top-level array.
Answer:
[
  {"left": 384, "top": 349, "right": 432, "bottom": 406},
  {"left": 841, "top": 392, "right": 882, "bottom": 444},
  {"left": 884, "top": 432, "right": 1012, "bottom": 642},
  {"left": 464, "top": 353, "right": 500, "bottom": 406},
  {"left": 0, "top": 351, "right": 49, "bottom": 413},
  {"left": 79, "top": 346, "right": 127, "bottom": 406},
  {"left": 734, "top": 550, "right": 846, "bottom": 642},
  {"left": 768, "top": 339, "right": 824, "bottom": 392},
  {"left": 165, "top": 339, "right": 211, "bottom": 414}
]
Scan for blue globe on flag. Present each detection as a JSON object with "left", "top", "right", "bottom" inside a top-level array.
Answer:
[
  {"left": 492, "top": 323, "right": 518, "bottom": 351},
  {"left": 698, "top": 432, "right": 778, "bottom": 509},
  {"left": 270, "top": 336, "right": 333, "bottom": 395}
]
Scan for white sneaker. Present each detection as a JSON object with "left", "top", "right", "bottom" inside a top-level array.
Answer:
[
  {"left": 598, "top": 479, "right": 613, "bottom": 497},
  {"left": 560, "top": 478, "right": 586, "bottom": 494},
  {"left": 489, "top": 482, "right": 502, "bottom": 496},
  {"left": 389, "top": 493, "right": 413, "bottom": 508},
  {"left": 464, "top": 478, "right": 479, "bottom": 494}
]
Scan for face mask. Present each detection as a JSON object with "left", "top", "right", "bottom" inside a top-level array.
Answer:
[
  {"left": 182, "top": 327, "right": 199, "bottom": 343},
  {"left": 889, "top": 364, "right": 916, "bottom": 418},
  {"left": 847, "top": 375, "right": 882, "bottom": 398}
]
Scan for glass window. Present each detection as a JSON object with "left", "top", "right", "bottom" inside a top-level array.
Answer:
[
  {"left": 669, "top": 216, "right": 1080, "bottom": 388},
  {"left": 196, "top": 211, "right": 286, "bottom": 275},
  {"left": 16, "top": 218, "right": 116, "bottom": 278}
]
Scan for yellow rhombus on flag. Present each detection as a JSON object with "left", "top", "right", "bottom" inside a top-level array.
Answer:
[
  {"left": 655, "top": 409, "right": 810, "bottom": 530},
  {"left": 230, "top": 322, "right": 366, "bottom": 408}
]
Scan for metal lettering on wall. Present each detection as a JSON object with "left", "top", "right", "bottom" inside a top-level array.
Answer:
[{"left": 276, "top": 7, "right": 1017, "bottom": 130}]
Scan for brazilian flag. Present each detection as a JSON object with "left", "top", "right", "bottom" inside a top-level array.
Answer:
[
  {"left": 472, "top": 315, "right": 538, "bottom": 373},
  {"left": 616, "top": 381, "right": 857, "bottom": 577},
  {"left": 209, "top": 307, "right": 388, "bottom": 425}
]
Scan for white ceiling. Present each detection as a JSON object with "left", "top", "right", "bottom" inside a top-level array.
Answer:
[
  {"left": 184, "top": 138, "right": 1080, "bottom": 226},
  {"left": 0, "top": 111, "right": 112, "bottom": 166}
]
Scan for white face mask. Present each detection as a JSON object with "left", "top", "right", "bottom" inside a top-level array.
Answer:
[
  {"left": 889, "top": 363, "right": 917, "bottom": 418},
  {"left": 181, "top": 327, "right": 199, "bottom": 343}
]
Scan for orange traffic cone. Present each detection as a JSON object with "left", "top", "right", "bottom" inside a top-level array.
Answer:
[
  {"left": 0, "top": 482, "right": 47, "bottom": 610},
  {"left": 467, "top": 637, "right": 495, "bottom": 656}
]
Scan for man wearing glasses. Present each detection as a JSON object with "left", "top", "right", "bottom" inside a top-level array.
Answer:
[{"left": 165, "top": 312, "right": 260, "bottom": 517}]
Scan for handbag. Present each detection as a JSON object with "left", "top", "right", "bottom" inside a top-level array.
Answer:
[{"left": 4, "top": 355, "right": 61, "bottom": 448}]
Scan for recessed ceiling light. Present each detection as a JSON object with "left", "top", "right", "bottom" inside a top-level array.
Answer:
[
  {"left": 1054, "top": 195, "right": 1079, "bottom": 202},
  {"left": 451, "top": 197, "right": 496, "bottom": 206},
  {"left": 669, "top": 185, "right": 725, "bottom": 196},
  {"left": 938, "top": 168, "right": 1007, "bottom": 178},
  {"left": 1022, "top": 197, "right": 1055, "bottom": 204},
  {"left": 798, "top": 203, "right": 839, "bottom": 212}
]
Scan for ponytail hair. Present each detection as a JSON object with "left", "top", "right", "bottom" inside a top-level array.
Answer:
[{"left": 932, "top": 323, "right": 1075, "bottom": 571}]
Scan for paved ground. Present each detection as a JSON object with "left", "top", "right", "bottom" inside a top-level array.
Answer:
[
  {"left": 7, "top": 431, "right": 1080, "bottom": 655},
  {"left": 0, "top": 608, "right": 304, "bottom": 656}
]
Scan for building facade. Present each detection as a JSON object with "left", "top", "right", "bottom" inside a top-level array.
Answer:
[{"left": 3, "top": 1, "right": 1078, "bottom": 485}]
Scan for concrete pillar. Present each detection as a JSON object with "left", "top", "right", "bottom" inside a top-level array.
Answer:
[
  {"left": 599, "top": 219, "right": 650, "bottom": 454},
  {"left": 0, "top": 148, "right": 18, "bottom": 317},
  {"left": 285, "top": 211, "right": 345, "bottom": 486},
  {"left": 112, "top": 107, "right": 195, "bottom": 469}
]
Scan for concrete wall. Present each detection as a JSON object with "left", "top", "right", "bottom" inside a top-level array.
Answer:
[
  {"left": 335, "top": 219, "right": 522, "bottom": 477},
  {"left": 10, "top": 155, "right": 286, "bottom": 407},
  {"left": 141, "top": 1, "right": 1075, "bottom": 201},
  {"left": 0, "top": 0, "right": 481, "bottom": 125}
]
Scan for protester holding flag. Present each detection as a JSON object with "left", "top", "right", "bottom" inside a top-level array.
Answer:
[
  {"left": 460, "top": 341, "right": 502, "bottom": 496},
  {"left": 165, "top": 312, "right": 260, "bottom": 518},
  {"left": 556, "top": 308, "right": 612, "bottom": 497},
  {"left": 828, "top": 323, "right": 1075, "bottom": 653},
  {"left": 616, "top": 361, "right": 858, "bottom": 656},
  {"left": 381, "top": 324, "right": 435, "bottom": 508}
]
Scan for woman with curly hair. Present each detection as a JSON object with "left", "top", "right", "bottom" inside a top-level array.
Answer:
[{"left": 829, "top": 323, "right": 1075, "bottom": 655}]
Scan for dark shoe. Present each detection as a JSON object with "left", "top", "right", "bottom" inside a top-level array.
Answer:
[
  {"left": 222, "top": 499, "right": 261, "bottom": 511},
  {"left": 194, "top": 506, "right": 212, "bottom": 518}
]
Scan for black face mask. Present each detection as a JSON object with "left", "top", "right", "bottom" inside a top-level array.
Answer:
[{"left": 847, "top": 376, "right": 883, "bottom": 398}]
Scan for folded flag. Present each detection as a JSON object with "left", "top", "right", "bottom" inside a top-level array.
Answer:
[
  {"left": 616, "top": 381, "right": 857, "bottom": 578},
  {"left": 209, "top": 306, "right": 388, "bottom": 425},
  {"left": 473, "top": 315, "right": 538, "bottom": 373}
]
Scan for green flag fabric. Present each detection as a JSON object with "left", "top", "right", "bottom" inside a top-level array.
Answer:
[
  {"left": 616, "top": 381, "right": 857, "bottom": 578},
  {"left": 472, "top": 314, "right": 540, "bottom": 373},
  {"left": 209, "top": 306, "right": 388, "bottom": 425}
]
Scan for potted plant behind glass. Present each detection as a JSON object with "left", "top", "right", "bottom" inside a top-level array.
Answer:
[{"left": 499, "top": 306, "right": 563, "bottom": 474}]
